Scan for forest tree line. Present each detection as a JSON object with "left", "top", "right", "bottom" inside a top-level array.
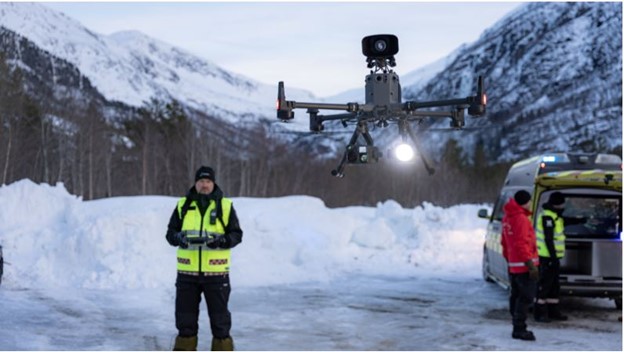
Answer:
[{"left": 1, "top": 57, "right": 514, "bottom": 207}]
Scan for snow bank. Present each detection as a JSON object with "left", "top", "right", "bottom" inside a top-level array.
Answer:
[{"left": 0, "top": 180, "right": 491, "bottom": 290}]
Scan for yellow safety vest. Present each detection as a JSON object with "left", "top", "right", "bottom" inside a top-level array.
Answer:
[
  {"left": 176, "top": 197, "right": 233, "bottom": 274},
  {"left": 536, "top": 209, "right": 566, "bottom": 258}
]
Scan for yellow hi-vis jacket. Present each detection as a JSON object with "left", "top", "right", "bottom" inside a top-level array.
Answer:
[
  {"left": 536, "top": 208, "right": 566, "bottom": 258},
  {"left": 176, "top": 197, "right": 233, "bottom": 274}
]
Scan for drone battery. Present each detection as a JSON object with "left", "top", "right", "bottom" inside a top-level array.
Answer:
[{"left": 365, "top": 72, "right": 401, "bottom": 105}]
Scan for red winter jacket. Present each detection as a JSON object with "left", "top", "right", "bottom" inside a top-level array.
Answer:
[{"left": 501, "top": 198, "right": 539, "bottom": 274}]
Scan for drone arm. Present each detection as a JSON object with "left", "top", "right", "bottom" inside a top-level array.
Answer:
[
  {"left": 315, "top": 112, "right": 358, "bottom": 122},
  {"left": 404, "top": 98, "right": 470, "bottom": 111},
  {"left": 293, "top": 101, "right": 360, "bottom": 111},
  {"left": 406, "top": 110, "right": 456, "bottom": 118},
  {"left": 309, "top": 112, "right": 357, "bottom": 132},
  {"left": 277, "top": 81, "right": 362, "bottom": 122},
  {"left": 403, "top": 76, "right": 487, "bottom": 117},
  {"left": 404, "top": 109, "right": 465, "bottom": 129}
]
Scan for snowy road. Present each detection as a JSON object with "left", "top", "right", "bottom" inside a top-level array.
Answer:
[
  {"left": 1, "top": 273, "right": 621, "bottom": 350},
  {"left": 233, "top": 274, "right": 621, "bottom": 351}
]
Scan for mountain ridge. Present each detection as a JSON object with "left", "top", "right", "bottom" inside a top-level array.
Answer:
[
  {"left": 1, "top": 2, "right": 621, "bottom": 164},
  {"left": 0, "top": 2, "right": 316, "bottom": 129},
  {"left": 406, "top": 2, "right": 622, "bottom": 162}
]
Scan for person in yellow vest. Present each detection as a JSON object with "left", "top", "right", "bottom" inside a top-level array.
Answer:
[
  {"left": 166, "top": 166, "right": 243, "bottom": 351},
  {"left": 534, "top": 191, "right": 568, "bottom": 322}
]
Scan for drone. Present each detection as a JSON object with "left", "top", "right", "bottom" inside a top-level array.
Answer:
[{"left": 276, "top": 34, "right": 487, "bottom": 178}]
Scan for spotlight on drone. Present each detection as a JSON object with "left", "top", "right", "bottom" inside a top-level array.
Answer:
[{"left": 394, "top": 143, "right": 415, "bottom": 162}]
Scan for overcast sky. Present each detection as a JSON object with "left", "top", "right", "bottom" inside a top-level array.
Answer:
[{"left": 46, "top": 1, "right": 522, "bottom": 97}]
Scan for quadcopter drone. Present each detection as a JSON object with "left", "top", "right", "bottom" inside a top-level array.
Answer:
[{"left": 276, "top": 34, "right": 487, "bottom": 178}]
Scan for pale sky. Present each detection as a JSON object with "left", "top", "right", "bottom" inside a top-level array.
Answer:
[{"left": 45, "top": 1, "right": 522, "bottom": 97}]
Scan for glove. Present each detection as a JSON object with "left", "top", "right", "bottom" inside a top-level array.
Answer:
[
  {"left": 207, "top": 234, "right": 230, "bottom": 249},
  {"left": 174, "top": 232, "right": 189, "bottom": 249},
  {"left": 525, "top": 260, "right": 539, "bottom": 281}
]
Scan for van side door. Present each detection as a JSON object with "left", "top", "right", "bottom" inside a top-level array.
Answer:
[{"left": 487, "top": 190, "right": 514, "bottom": 281}]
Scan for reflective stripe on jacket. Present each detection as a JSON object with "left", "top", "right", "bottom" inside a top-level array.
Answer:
[
  {"left": 176, "top": 197, "right": 233, "bottom": 274},
  {"left": 501, "top": 198, "right": 540, "bottom": 274},
  {"left": 536, "top": 209, "right": 566, "bottom": 258}
]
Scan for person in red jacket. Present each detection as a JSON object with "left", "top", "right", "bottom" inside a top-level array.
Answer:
[{"left": 501, "top": 190, "right": 540, "bottom": 341}]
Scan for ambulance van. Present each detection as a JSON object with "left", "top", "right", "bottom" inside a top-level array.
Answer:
[{"left": 478, "top": 152, "right": 622, "bottom": 308}]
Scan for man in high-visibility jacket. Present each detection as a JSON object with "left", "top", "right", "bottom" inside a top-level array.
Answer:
[
  {"left": 501, "top": 190, "right": 540, "bottom": 341},
  {"left": 166, "top": 166, "right": 243, "bottom": 351},
  {"left": 534, "top": 191, "right": 568, "bottom": 322}
]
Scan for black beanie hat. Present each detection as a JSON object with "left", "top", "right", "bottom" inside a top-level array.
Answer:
[
  {"left": 548, "top": 191, "right": 565, "bottom": 206},
  {"left": 514, "top": 190, "right": 531, "bottom": 206},
  {"left": 195, "top": 166, "right": 215, "bottom": 182}
]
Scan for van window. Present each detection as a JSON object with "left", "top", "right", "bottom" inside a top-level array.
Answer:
[
  {"left": 544, "top": 195, "right": 622, "bottom": 239},
  {"left": 492, "top": 190, "right": 515, "bottom": 221}
]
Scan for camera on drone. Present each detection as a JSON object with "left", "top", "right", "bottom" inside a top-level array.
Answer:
[{"left": 276, "top": 34, "right": 487, "bottom": 178}]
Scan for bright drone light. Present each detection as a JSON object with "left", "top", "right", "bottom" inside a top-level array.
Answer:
[{"left": 395, "top": 143, "right": 414, "bottom": 162}]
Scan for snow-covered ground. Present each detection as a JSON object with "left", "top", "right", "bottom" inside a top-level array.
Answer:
[{"left": 0, "top": 180, "right": 621, "bottom": 350}]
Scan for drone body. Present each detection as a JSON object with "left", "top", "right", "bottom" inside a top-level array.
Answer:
[{"left": 277, "top": 34, "right": 487, "bottom": 177}]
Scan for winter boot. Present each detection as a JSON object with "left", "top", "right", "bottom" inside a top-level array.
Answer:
[
  {"left": 173, "top": 335, "right": 198, "bottom": 351},
  {"left": 533, "top": 303, "right": 551, "bottom": 323},
  {"left": 547, "top": 303, "right": 568, "bottom": 321},
  {"left": 512, "top": 329, "right": 536, "bottom": 341},
  {"left": 211, "top": 336, "right": 234, "bottom": 351}
]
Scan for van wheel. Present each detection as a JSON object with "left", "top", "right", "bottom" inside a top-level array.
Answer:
[{"left": 482, "top": 247, "right": 494, "bottom": 283}]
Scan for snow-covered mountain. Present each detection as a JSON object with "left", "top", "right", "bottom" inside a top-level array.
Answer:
[
  {"left": 0, "top": 2, "right": 315, "bottom": 128},
  {"left": 1, "top": 2, "right": 621, "bottom": 163},
  {"left": 406, "top": 2, "right": 622, "bottom": 162}
]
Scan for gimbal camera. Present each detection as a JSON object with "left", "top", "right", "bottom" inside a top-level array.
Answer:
[{"left": 277, "top": 34, "right": 487, "bottom": 177}]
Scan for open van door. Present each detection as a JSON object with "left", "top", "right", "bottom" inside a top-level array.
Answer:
[{"left": 535, "top": 171, "right": 622, "bottom": 307}]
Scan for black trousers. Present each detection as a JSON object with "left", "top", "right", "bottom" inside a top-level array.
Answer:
[
  {"left": 175, "top": 273, "right": 232, "bottom": 339},
  {"left": 509, "top": 272, "right": 537, "bottom": 331},
  {"left": 537, "top": 257, "right": 560, "bottom": 301}
]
